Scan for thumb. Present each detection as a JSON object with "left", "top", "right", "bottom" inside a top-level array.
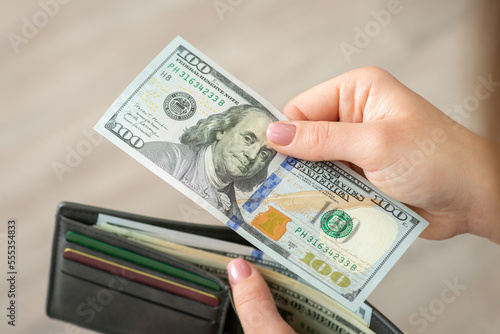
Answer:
[
  {"left": 227, "top": 258, "right": 295, "bottom": 334},
  {"left": 267, "top": 120, "right": 381, "bottom": 167}
]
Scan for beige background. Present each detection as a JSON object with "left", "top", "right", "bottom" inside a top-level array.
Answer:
[{"left": 1, "top": 0, "right": 500, "bottom": 333}]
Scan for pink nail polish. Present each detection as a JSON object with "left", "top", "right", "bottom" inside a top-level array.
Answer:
[
  {"left": 267, "top": 122, "right": 296, "bottom": 146},
  {"left": 227, "top": 258, "right": 252, "bottom": 285}
]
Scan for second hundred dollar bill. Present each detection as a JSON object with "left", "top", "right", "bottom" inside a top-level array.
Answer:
[{"left": 94, "top": 36, "right": 428, "bottom": 311}]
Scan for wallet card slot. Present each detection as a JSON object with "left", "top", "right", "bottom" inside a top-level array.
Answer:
[
  {"left": 61, "top": 266, "right": 213, "bottom": 322},
  {"left": 61, "top": 241, "right": 222, "bottom": 320},
  {"left": 50, "top": 269, "right": 219, "bottom": 334}
]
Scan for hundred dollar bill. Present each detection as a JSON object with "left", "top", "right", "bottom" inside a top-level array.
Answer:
[{"left": 94, "top": 36, "right": 428, "bottom": 311}]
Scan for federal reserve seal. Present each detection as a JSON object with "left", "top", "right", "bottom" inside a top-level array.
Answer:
[
  {"left": 321, "top": 209, "right": 353, "bottom": 239},
  {"left": 163, "top": 92, "right": 196, "bottom": 120}
]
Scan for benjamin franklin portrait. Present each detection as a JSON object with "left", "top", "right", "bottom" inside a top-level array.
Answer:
[{"left": 139, "top": 104, "right": 278, "bottom": 220}]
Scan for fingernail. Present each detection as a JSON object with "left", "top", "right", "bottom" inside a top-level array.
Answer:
[
  {"left": 227, "top": 258, "right": 252, "bottom": 285},
  {"left": 267, "top": 122, "right": 296, "bottom": 146}
]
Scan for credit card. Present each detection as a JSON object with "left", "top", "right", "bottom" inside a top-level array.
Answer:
[
  {"left": 66, "top": 231, "right": 220, "bottom": 291},
  {"left": 63, "top": 248, "right": 219, "bottom": 307}
]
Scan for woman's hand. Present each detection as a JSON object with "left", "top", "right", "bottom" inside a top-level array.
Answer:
[{"left": 267, "top": 67, "right": 500, "bottom": 243}]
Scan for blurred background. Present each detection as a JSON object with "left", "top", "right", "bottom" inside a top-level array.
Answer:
[{"left": 1, "top": 0, "right": 500, "bottom": 333}]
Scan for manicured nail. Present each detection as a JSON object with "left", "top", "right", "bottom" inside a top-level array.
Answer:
[
  {"left": 227, "top": 258, "right": 252, "bottom": 285},
  {"left": 267, "top": 122, "right": 296, "bottom": 146}
]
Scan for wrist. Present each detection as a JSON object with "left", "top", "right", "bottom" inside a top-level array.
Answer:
[{"left": 463, "top": 134, "right": 500, "bottom": 244}]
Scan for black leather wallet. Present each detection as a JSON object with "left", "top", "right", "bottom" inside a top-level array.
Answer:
[{"left": 46, "top": 202, "right": 403, "bottom": 334}]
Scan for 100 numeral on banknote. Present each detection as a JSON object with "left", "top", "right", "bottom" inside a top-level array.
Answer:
[{"left": 94, "top": 36, "right": 428, "bottom": 311}]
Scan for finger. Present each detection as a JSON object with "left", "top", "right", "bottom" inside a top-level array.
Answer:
[
  {"left": 267, "top": 120, "right": 386, "bottom": 168},
  {"left": 282, "top": 79, "right": 341, "bottom": 121},
  {"left": 227, "top": 258, "right": 294, "bottom": 334},
  {"left": 282, "top": 67, "right": 397, "bottom": 123}
]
